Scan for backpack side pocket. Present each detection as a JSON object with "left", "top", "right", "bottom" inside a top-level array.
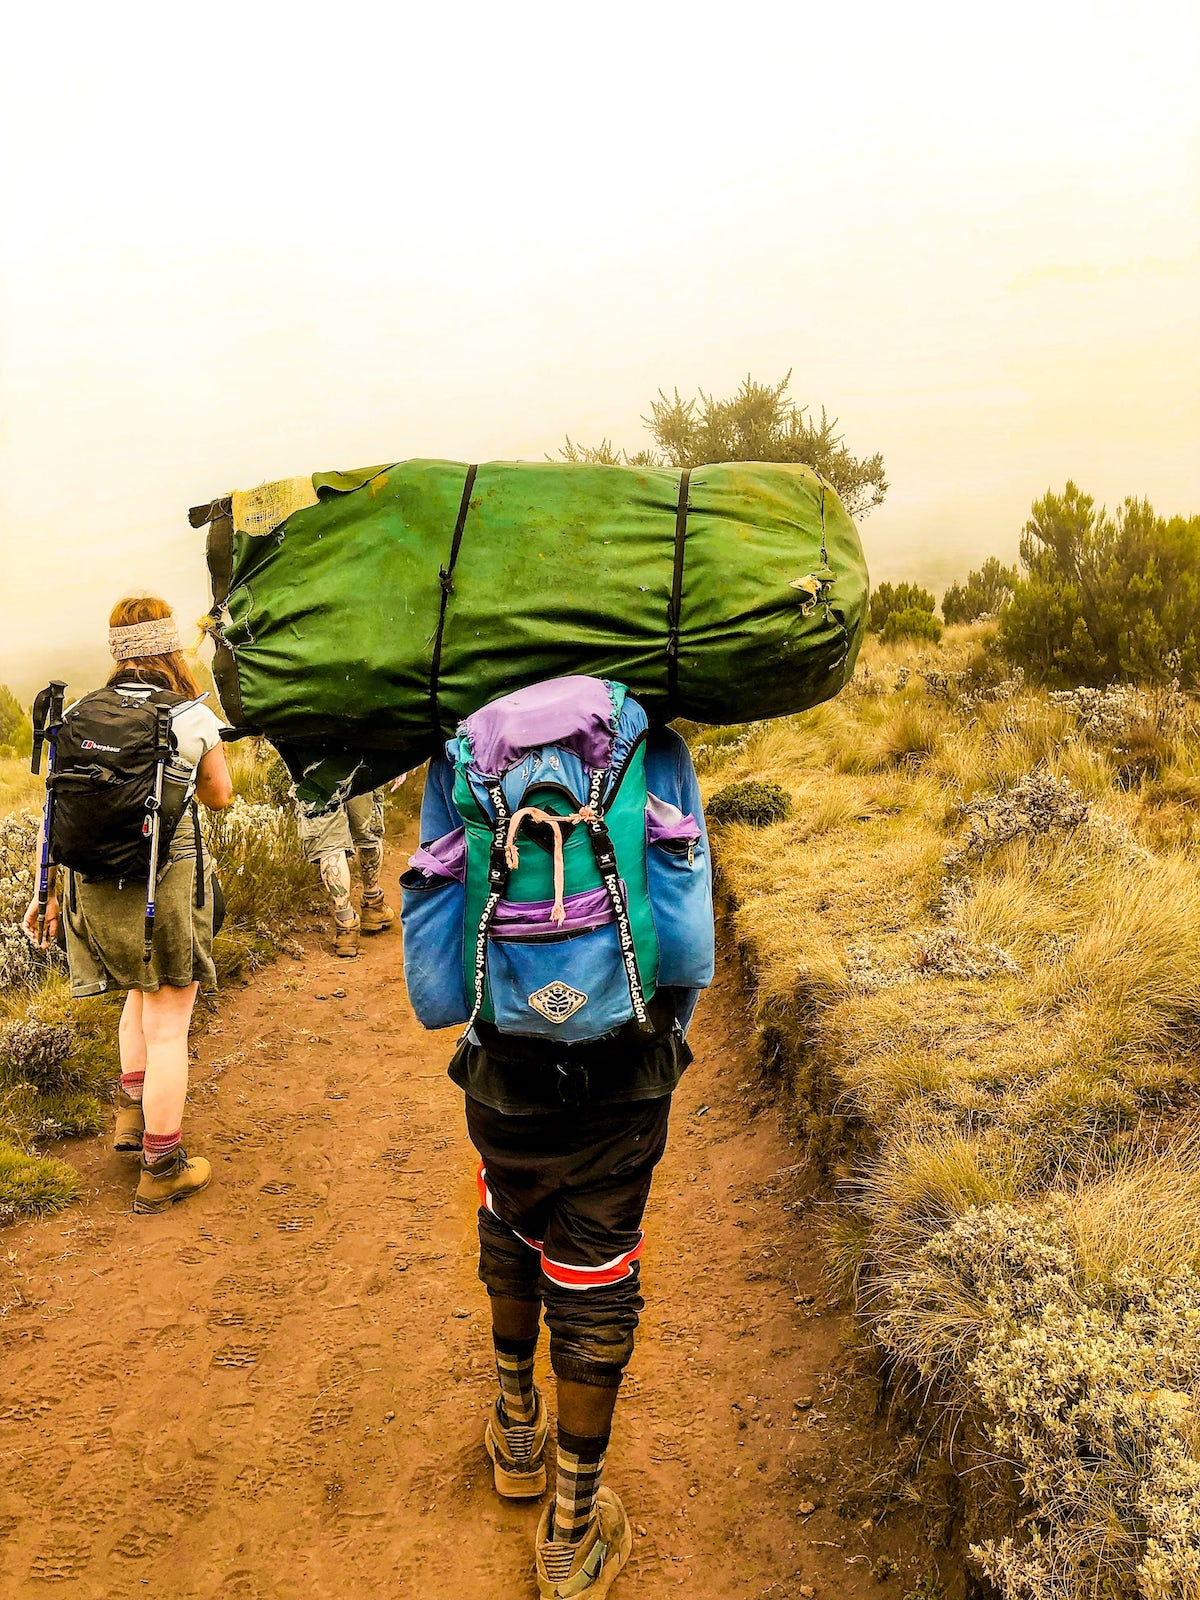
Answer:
[
  {"left": 646, "top": 799, "right": 715, "bottom": 988},
  {"left": 401, "top": 832, "right": 469, "bottom": 1028}
]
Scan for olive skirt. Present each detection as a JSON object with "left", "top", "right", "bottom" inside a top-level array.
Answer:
[{"left": 63, "top": 840, "right": 218, "bottom": 997}]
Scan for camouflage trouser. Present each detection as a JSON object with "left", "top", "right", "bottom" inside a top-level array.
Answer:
[{"left": 296, "top": 791, "right": 385, "bottom": 921}]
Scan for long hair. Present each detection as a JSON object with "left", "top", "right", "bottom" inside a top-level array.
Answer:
[{"left": 106, "top": 596, "right": 201, "bottom": 699}]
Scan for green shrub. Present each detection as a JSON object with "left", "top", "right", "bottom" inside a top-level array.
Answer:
[
  {"left": 0, "top": 1142, "right": 78, "bottom": 1225},
  {"left": 942, "top": 558, "right": 1018, "bottom": 625},
  {"left": 206, "top": 797, "right": 316, "bottom": 934},
  {"left": 882, "top": 606, "right": 943, "bottom": 645},
  {"left": 999, "top": 483, "right": 1200, "bottom": 687},
  {"left": 868, "top": 581, "right": 937, "bottom": 634},
  {"left": 708, "top": 780, "right": 793, "bottom": 827}
]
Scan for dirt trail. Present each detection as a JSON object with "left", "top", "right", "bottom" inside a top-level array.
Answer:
[{"left": 0, "top": 841, "right": 928, "bottom": 1599}]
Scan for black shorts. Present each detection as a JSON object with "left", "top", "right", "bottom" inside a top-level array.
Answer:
[{"left": 465, "top": 1094, "right": 673, "bottom": 1384}]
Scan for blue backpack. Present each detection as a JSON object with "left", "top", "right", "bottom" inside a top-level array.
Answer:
[{"left": 401, "top": 676, "right": 712, "bottom": 1043}]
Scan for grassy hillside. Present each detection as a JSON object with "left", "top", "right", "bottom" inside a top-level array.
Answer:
[{"left": 701, "top": 625, "right": 1200, "bottom": 1600}]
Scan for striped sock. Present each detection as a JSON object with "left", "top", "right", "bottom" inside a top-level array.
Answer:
[
  {"left": 142, "top": 1129, "right": 182, "bottom": 1165},
  {"left": 552, "top": 1425, "right": 608, "bottom": 1546},
  {"left": 494, "top": 1334, "right": 538, "bottom": 1427},
  {"left": 120, "top": 1072, "right": 145, "bottom": 1102}
]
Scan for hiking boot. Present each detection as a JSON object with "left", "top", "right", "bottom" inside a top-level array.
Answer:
[
  {"left": 359, "top": 895, "right": 396, "bottom": 935},
  {"left": 485, "top": 1391, "right": 549, "bottom": 1499},
  {"left": 133, "top": 1148, "right": 212, "bottom": 1214},
  {"left": 535, "top": 1487, "right": 632, "bottom": 1598},
  {"left": 113, "top": 1089, "right": 145, "bottom": 1155},
  {"left": 333, "top": 913, "right": 360, "bottom": 958}
]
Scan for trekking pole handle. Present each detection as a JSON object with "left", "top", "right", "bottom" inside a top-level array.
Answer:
[{"left": 30, "top": 679, "right": 66, "bottom": 776}]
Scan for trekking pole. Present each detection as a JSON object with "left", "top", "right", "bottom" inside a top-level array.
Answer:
[
  {"left": 142, "top": 704, "right": 174, "bottom": 963},
  {"left": 30, "top": 681, "right": 66, "bottom": 947}
]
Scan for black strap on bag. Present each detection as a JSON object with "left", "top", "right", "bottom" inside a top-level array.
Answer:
[
  {"left": 430, "top": 465, "right": 478, "bottom": 743},
  {"left": 665, "top": 468, "right": 692, "bottom": 704},
  {"left": 461, "top": 778, "right": 513, "bottom": 1037},
  {"left": 580, "top": 768, "right": 654, "bottom": 1034},
  {"left": 191, "top": 802, "right": 205, "bottom": 910}
]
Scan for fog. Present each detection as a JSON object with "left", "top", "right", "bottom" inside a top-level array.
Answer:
[{"left": 1, "top": 0, "right": 1196, "bottom": 700}]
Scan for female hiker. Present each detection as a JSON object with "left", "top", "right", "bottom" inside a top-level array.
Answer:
[{"left": 22, "top": 596, "right": 234, "bottom": 1213}]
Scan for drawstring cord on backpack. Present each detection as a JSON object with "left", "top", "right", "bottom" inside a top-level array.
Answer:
[{"left": 503, "top": 804, "right": 599, "bottom": 925}]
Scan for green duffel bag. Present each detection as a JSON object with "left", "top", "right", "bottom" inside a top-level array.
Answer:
[{"left": 190, "top": 457, "right": 868, "bottom": 808}]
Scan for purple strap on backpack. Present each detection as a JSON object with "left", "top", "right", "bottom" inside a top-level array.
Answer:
[{"left": 458, "top": 676, "right": 619, "bottom": 778}]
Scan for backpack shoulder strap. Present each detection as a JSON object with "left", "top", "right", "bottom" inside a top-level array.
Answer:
[
  {"left": 462, "top": 779, "right": 513, "bottom": 1037},
  {"left": 580, "top": 767, "right": 654, "bottom": 1034}
]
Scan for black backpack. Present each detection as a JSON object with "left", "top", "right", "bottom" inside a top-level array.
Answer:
[
  {"left": 47, "top": 685, "right": 194, "bottom": 878},
  {"left": 33, "top": 682, "right": 206, "bottom": 960}
]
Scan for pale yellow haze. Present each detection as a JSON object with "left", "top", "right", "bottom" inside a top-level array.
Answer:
[{"left": 1, "top": 0, "right": 1197, "bottom": 681}]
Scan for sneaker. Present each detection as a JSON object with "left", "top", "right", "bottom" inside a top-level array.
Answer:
[
  {"left": 133, "top": 1148, "right": 212, "bottom": 1214},
  {"left": 535, "top": 1487, "right": 632, "bottom": 1598},
  {"left": 359, "top": 895, "right": 396, "bottom": 935},
  {"left": 334, "top": 913, "right": 360, "bottom": 958},
  {"left": 113, "top": 1088, "right": 145, "bottom": 1155},
  {"left": 485, "top": 1391, "right": 548, "bottom": 1499}
]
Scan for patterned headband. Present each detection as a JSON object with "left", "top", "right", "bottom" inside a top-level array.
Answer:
[{"left": 108, "top": 617, "right": 183, "bottom": 661}]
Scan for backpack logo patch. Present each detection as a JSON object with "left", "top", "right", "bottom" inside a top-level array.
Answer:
[
  {"left": 82, "top": 739, "right": 121, "bottom": 753},
  {"left": 528, "top": 981, "right": 588, "bottom": 1024}
]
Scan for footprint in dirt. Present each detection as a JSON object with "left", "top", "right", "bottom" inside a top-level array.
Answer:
[
  {"left": 27, "top": 1534, "right": 93, "bottom": 1584},
  {"left": 109, "top": 1524, "right": 172, "bottom": 1562}
]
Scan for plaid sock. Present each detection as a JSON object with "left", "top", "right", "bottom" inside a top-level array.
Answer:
[
  {"left": 552, "top": 1425, "right": 608, "bottom": 1546},
  {"left": 142, "top": 1129, "right": 181, "bottom": 1165},
  {"left": 494, "top": 1334, "right": 538, "bottom": 1427},
  {"left": 120, "top": 1072, "right": 145, "bottom": 1102}
]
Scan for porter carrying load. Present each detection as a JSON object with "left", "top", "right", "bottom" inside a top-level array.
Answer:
[{"left": 191, "top": 458, "right": 869, "bottom": 808}]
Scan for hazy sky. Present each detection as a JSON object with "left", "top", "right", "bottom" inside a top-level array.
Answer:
[{"left": 1, "top": 0, "right": 1196, "bottom": 690}]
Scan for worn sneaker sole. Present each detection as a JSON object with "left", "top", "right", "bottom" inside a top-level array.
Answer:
[
  {"left": 485, "top": 1429, "right": 547, "bottom": 1499},
  {"left": 132, "top": 1169, "right": 213, "bottom": 1215}
]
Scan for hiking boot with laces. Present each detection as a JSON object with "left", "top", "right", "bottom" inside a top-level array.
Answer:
[
  {"left": 333, "top": 913, "right": 360, "bottom": 958},
  {"left": 113, "top": 1088, "right": 145, "bottom": 1155},
  {"left": 133, "top": 1148, "right": 212, "bottom": 1214},
  {"left": 535, "top": 1486, "right": 632, "bottom": 1598},
  {"left": 359, "top": 894, "right": 396, "bottom": 935},
  {"left": 485, "top": 1391, "right": 549, "bottom": 1498}
]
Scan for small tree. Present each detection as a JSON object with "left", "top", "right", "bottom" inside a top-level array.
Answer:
[
  {"left": 942, "top": 557, "right": 1019, "bottom": 624},
  {"left": 0, "top": 686, "right": 31, "bottom": 757},
  {"left": 868, "top": 581, "right": 937, "bottom": 635},
  {"left": 560, "top": 372, "right": 887, "bottom": 519},
  {"left": 999, "top": 484, "right": 1200, "bottom": 686}
]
